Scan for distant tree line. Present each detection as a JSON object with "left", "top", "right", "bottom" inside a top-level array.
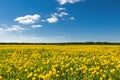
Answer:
[{"left": 0, "top": 42, "right": 120, "bottom": 45}]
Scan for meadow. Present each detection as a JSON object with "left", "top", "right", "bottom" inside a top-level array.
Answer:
[{"left": 0, "top": 45, "right": 120, "bottom": 80}]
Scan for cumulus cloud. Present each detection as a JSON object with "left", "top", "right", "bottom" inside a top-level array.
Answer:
[
  {"left": 31, "top": 25, "right": 42, "bottom": 28},
  {"left": 0, "top": 25, "right": 25, "bottom": 33},
  {"left": 57, "top": 0, "right": 85, "bottom": 5},
  {"left": 47, "top": 15, "right": 58, "bottom": 23},
  {"left": 70, "top": 17, "right": 75, "bottom": 20},
  {"left": 56, "top": 7, "right": 66, "bottom": 11},
  {"left": 14, "top": 14, "right": 40, "bottom": 25},
  {"left": 46, "top": 11, "right": 72, "bottom": 23}
]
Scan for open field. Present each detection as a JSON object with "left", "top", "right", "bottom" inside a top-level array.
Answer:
[{"left": 0, "top": 45, "right": 120, "bottom": 80}]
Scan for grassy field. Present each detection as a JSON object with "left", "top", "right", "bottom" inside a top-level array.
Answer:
[{"left": 0, "top": 45, "right": 120, "bottom": 80}]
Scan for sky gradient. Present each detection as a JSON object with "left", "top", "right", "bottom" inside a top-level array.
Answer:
[{"left": 0, "top": 0, "right": 120, "bottom": 42}]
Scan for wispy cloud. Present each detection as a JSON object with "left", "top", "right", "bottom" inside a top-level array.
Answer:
[
  {"left": 0, "top": 28, "right": 4, "bottom": 32},
  {"left": 0, "top": 34, "right": 65, "bottom": 43},
  {"left": 0, "top": 24, "right": 8, "bottom": 27},
  {"left": 14, "top": 14, "right": 40, "bottom": 25},
  {"left": 31, "top": 25, "right": 42, "bottom": 28},
  {"left": 6, "top": 25, "right": 25, "bottom": 32},
  {"left": 54, "top": 12, "right": 69, "bottom": 17},
  {"left": 57, "top": 0, "right": 85, "bottom": 5},
  {"left": 56, "top": 7, "right": 66, "bottom": 11},
  {"left": 41, "top": 19, "right": 46, "bottom": 22},
  {"left": 0, "top": 25, "right": 25, "bottom": 33},
  {"left": 70, "top": 17, "right": 75, "bottom": 20}
]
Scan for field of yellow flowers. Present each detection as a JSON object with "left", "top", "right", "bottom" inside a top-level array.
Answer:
[{"left": 0, "top": 45, "right": 120, "bottom": 80}]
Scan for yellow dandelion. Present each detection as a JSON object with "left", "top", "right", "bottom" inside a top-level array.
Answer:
[{"left": 27, "top": 72, "right": 33, "bottom": 78}]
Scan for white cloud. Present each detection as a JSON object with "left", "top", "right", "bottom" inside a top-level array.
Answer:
[
  {"left": 54, "top": 12, "right": 69, "bottom": 17},
  {"left": 47, "top": 15, "right": 58, "bottom": 23},
  {"left": 59, "top": 12, "right": 69, "bottom": 17},
  {"left": 0, "top": 28, "right": 4, "bottom": 32},
  {"left": 57, "top": 0, "right": 68, "bottom": 5},
  {"left": 31, "top": 25, "right": 42, "bottom": 28},
  {"left": 56, "top": 7, "right": 66, "bottom": 11},
  {"left": 57, "top": 0, "right": 85, "bottom": 5},
  {"left": 46, "top": 11, "right": 72, "bottom": 23},
  {"left": 70, "top": 17, "right": 75, "bottom": 20},
  {"left": 54, "top": 12, "right": 69, "bottom": 18},
  {"left": 14, "top": 14, "right": 40, "bottom": 25},
  {"left": 6, "top": 25, "right": 25, "bottom": 32},
  {"left": 0, "top": 25, "right": 25, "bottom": 33}
]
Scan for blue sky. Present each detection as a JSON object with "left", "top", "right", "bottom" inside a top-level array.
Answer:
[{"left": 0, "top": 0, "right": 120, "bottom": 42}]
